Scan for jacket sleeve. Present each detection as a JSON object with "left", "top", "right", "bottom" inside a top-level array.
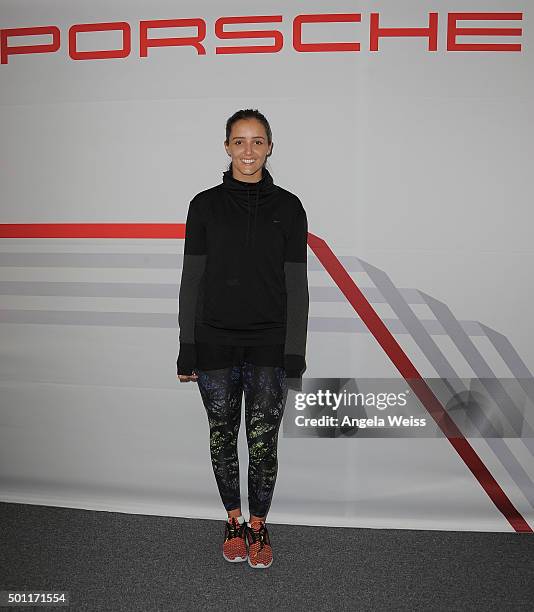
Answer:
[
  {"left": 177, "top": 196, "right": 207, "bottom": 375},
  {"left": 283, "top": 199, "right": 309, "bottom": 389}
]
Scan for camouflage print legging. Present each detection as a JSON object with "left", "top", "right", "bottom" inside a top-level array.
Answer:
[{"left": 195, "top": 363, "right": 288, "bottom": 517}]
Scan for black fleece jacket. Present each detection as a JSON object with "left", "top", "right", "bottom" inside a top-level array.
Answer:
[{"left": 177, "top": 166, "right": 309, "bottom": 380}]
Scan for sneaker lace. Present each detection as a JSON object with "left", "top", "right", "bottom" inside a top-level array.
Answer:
[
  {"left": 226, "top": 518, "right": 244, "bottom": 540},
  {"left": 248, "top": 521, "right": 268, "bottom": 556}
]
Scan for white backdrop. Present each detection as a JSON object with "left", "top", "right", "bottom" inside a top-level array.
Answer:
[{"left": 1, "top": 0, "right": 533, "bottom": 532}]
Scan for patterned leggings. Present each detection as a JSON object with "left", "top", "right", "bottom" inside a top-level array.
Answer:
[{"left": 195, "top": 363, "right": 288, "bottom": 517}]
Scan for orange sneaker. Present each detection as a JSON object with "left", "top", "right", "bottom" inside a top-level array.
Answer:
[
  {"left": 246, "top": 520, "right": 273, "bottom": 568},
  {"left": 223, "top": 516, "right": 247, "bottom": 563}
]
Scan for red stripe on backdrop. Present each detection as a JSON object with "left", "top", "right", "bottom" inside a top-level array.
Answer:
[
  {"left": 0, "top": 222, "right": 531, "bottom": 532},
  {"left": 307, "top": 231, "right": 532, "bottom": 534},
  {"left": 0, "top": 223, "right": 185, "bottom": 239}
]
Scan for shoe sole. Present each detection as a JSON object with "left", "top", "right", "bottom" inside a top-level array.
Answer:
[
  {"left": 223, "top": 553, "right": 248, "bottom": 563},
  {"left": 247, "top": 557, "right": 272, "bottom": 569}
]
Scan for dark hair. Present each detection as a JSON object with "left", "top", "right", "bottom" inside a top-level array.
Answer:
[{"left": 225, "top": 109, "right": 272, "bottom": 172}]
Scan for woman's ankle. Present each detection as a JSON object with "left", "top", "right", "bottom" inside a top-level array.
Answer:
[{"left": 249, "top": 514, "right": 266, "bottom": 524}]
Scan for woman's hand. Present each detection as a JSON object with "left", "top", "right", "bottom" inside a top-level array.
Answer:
[{"left": 177, "top": 371, "right": 199, "bottom": 383}]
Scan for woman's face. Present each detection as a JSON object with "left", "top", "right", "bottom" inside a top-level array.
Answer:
[{"left": 224, "top": 118, "right": 273, "bottom": 182}]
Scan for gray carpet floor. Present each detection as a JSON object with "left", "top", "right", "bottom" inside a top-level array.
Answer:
[{"left": 1, "top": 502, "right": 533, "bottom": 611}]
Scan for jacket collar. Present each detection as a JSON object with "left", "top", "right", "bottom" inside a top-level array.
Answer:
[{"left": 221, "top": 165, "right": 278, "bottom": 246}]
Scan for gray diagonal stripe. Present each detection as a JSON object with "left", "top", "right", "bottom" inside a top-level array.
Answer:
[
  {"left": 421, "top": 292, "right": 534, "bottom": 455},
  {"left": 359, "top": 257, "right": 534, "bottom": 509},
  {"left": 480, "top": 323, "right": 534, "bottom": 407}
]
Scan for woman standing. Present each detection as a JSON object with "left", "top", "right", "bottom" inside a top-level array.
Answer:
[{"left": 177, "top": 109, "right": 309, "bottom": 569}]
